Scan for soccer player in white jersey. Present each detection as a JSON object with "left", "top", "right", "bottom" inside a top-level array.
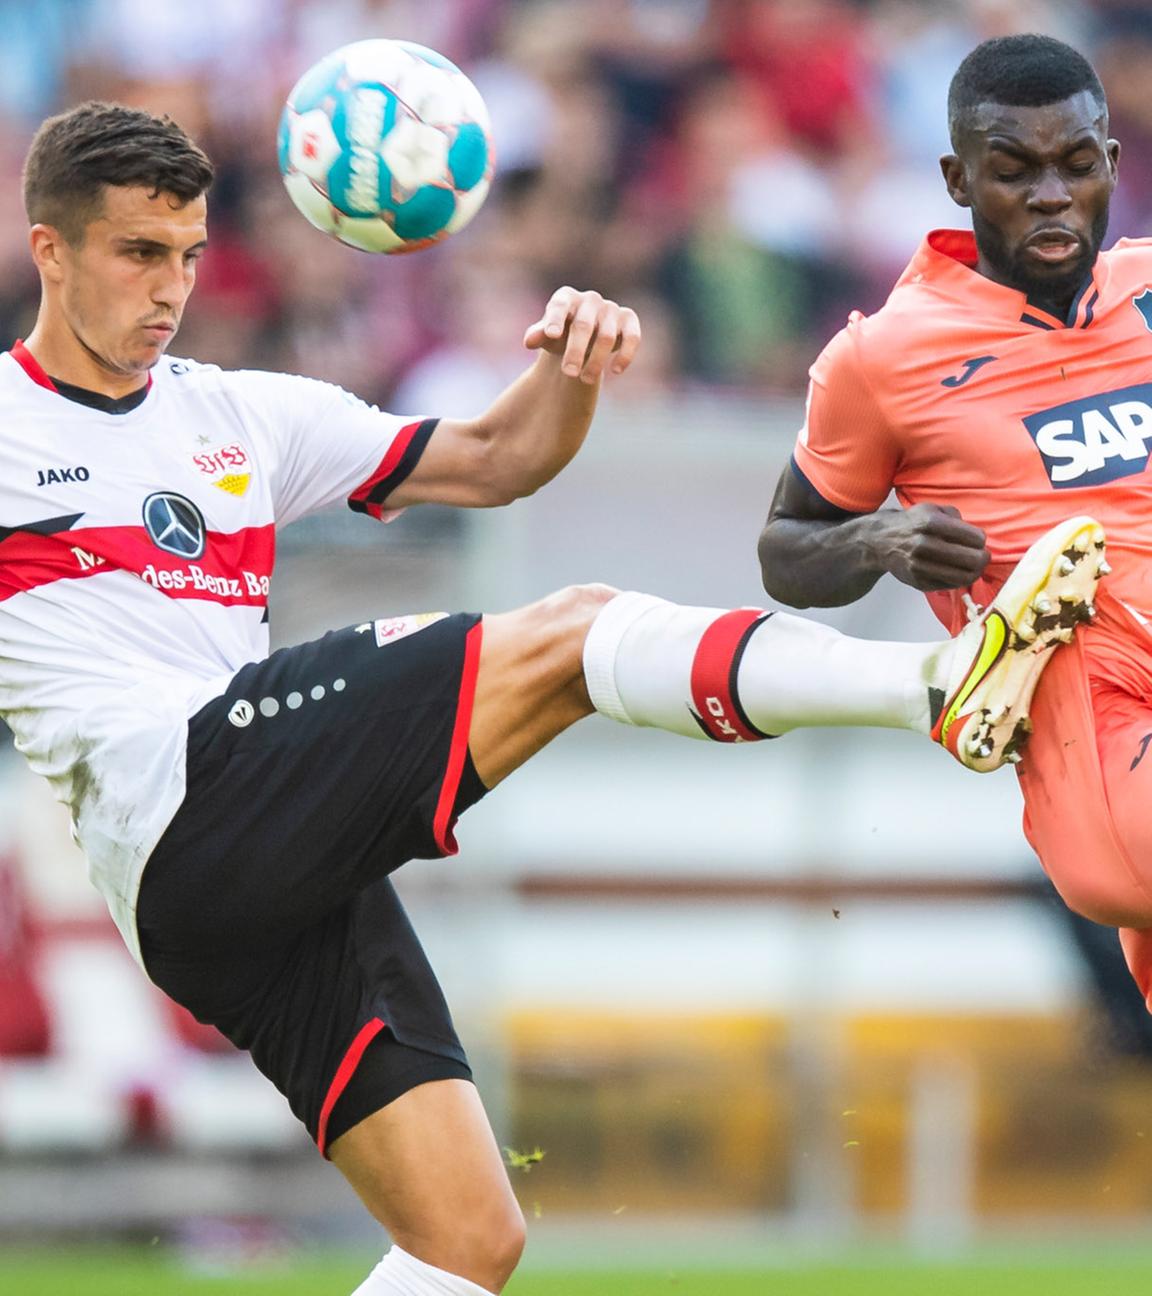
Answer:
[{"left": 2, "top": 102, "right": 1103, "bottom": 1295}]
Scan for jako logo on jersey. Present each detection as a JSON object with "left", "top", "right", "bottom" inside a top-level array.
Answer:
[
  {"left": 36, "top": 467, "right": 90, "bottom": 486},
  {"left": 1133, "top": 289, "right": 1152, "bottom": 333},
  {"left": 1023, "top": 382, "right": 1152, "bottom": 487},
  {"left": 142, "top": 492, "right": 206, "bottom": 559}
]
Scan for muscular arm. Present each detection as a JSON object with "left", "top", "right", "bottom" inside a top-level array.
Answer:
[
  {"left": 758, "top": 463, "right": 991, "bottom": 609},
  {"left": 387, "top": 288, "right": 640, "bottom": 510}
]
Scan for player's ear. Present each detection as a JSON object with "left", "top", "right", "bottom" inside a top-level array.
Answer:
[
  {"left": 29, "top": 224, "right": 69, "bottom": 284},
  {"left": 1107, "top": 137, "right": 1121, "bottom": 184},
  {"left": 940, "top": 153, "right": 971, "bottom": 209}
]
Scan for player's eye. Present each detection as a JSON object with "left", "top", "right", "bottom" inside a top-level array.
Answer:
[{"left": 988, "top": 155, "right": 1028, "bottom": 182}]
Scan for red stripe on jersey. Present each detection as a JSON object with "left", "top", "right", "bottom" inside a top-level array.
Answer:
[
  {"left": 348, "top": 421, "right": 421, "bottom": 520},
  {"left": 11, "top": 340, "right": 59, "bottom": 392},
  {"left": 432, "top": 619, "right": 484, "bottom": 855},
  {"left": 0, "top": 523, "right": 276, "bottom": 607},
  {"left": 9, "top": 339, "right": 153, "bottom": 396},
  {"left": 315, "top": 1016, "right": 387, "bottom": 1158},
  {"left": 689, "top": 609, "right": 770, "bottom": 743}
]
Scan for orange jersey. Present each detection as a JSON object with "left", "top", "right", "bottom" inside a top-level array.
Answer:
[{"left": 793, "top": 229, "right": 1152, "bottom": 634}]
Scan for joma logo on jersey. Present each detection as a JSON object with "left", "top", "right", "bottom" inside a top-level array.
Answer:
[
  {"left": 1024, "top": 382, "right": 1152, "bottom": 488},
  {"left": 37, "top": 466, "right": 90, "bottom": 486}
]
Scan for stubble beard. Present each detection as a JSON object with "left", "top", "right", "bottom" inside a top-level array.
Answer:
[{"left": 972, "top": 206, "right": 1110, "bottom": 318}]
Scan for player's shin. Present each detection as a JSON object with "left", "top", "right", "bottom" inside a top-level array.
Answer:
[
  {"left": 352, "top": 1246, "right": 497, "bottom": 1294},
  {"left": 582, "top": 591, "right": 940, "bottom": 742}
]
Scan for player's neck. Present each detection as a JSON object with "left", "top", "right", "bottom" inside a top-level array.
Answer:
[
  {"left": 974, "top": 251, "right": 1092, "bottom": 325},
  {"left": 23, "top": 318, "right": 150, "bottom": 401},
  {"left": 1022, "top": 284, "right": 1083, "bottom": 324}
]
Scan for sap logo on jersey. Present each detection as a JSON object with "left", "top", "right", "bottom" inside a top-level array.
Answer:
[{"left": 1024, "top": 383, "right": 1152, "bottom": 488}]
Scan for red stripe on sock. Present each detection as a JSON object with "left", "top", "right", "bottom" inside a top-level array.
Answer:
[
  {"left": 432, "top": 620, "right": 484, "bottom": 855},
  {"left": 689, "top": 609, "right": 767, "bottom": 743},
  {"left": 316, "top": 1017, "right": 387, "bottom": 1158}
]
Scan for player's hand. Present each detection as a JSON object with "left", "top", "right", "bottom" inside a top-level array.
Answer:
[
  {"left": 874, "top": 503, "right": 990, "bottom": 592},
  {"left": 524, "top": 287, "right": 642, "bottom": 385}
]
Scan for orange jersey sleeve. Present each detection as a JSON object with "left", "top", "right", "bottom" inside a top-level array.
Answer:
[{"left": 792, "top": 315, "right": 899, "bottom": 513}]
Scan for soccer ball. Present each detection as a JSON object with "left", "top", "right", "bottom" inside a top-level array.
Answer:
[{"left": 277, "top": 38, "right": 494, "bottom": 254}]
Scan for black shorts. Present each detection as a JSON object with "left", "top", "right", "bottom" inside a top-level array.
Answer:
[{"left": 136, "top": 612, "right": 486, "bottom": 1155}]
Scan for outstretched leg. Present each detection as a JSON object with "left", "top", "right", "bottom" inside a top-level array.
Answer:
[
  {"left": 584, "top": 516, "right": 1105, "bottom": 772},
  {"left": 462, "top": 517, "right": 1105, "bottom": 789}
]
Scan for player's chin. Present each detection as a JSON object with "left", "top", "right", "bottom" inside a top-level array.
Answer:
[
  {"left": 1015, "top": 252, "right": 1091, "bottom": 296},
  {"left": 133, "top": 332, "right": 175, "bottom": 367}
]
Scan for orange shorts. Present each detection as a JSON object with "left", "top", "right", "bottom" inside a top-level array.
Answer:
[{"left": 1014, "top": 590, "right": 1152, "bottom": 1005}]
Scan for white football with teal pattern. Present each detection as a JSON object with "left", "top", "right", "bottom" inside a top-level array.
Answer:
[{"left": 277, "top": 38, "right": 494, "bottom": 254}]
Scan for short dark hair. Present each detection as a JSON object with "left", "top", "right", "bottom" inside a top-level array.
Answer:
[
  {"left": 23, "top": 101, "right": 214, "bottom": 245},
  {"left": 948, "top": 34, "right": 1107, "bottom": 149}
]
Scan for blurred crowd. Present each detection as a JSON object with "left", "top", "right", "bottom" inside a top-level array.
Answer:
[{"left": 0, "top": 0, "right": 1149, "bottom": 403}]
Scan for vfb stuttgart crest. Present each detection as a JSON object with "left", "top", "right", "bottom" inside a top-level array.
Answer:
[{"left": 191, "top": 442, "right": 252, "bottom": 497}]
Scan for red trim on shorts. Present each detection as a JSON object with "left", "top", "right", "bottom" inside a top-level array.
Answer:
[
  {"left": 11, "top": 340, "right": 59, "bottom": 392},
  {"left": 432, "top": 619, "right": 484, "bottom": 855},
  {"left": 689, "top": 609, "right": 769, "bottom": 743},
  {"left": 316, "top": 1016, "right": 387, "bottom": 1158}
]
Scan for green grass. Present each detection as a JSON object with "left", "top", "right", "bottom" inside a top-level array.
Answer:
[{"left": 5, "top": 1251, "right": 1152, "bottom": 1296}]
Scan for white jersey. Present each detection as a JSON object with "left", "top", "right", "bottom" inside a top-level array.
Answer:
[{"left": 0, "top": 342, "right": 433, "bottom": 962}]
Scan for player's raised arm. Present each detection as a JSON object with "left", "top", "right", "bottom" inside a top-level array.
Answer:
[
  {"left": 385, "top": 287, "right": 641, "bottom": 510},
  {"left": 759, "top": 468, "right": 992, "bottom": 609}
]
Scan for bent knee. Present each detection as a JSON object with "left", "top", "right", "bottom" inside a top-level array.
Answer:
[
  {"left": 1055, "top": 872, "right": 1152, "bottom": 929},
  {"left": 485, "top": 584, "right": 618, "bottom": 667},
  {"left": 407, "top": 1198, "right": 526, "bottom": 1291},
  {"left": 485, "top": 1203, "right": 527, "bottom": 1287},
  {"left": 531, "top": 582, "right": 619, "bottom": 627}
]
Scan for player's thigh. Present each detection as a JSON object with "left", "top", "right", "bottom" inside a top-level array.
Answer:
[
  {"left": 1092, "top": 682, "right": 1152, "bottom": 892},
  {"left": 139, "top": 612, "right": 489, "bottom": 950},
  {"left": 329, "top": 1078, "right": 525, "bottom": 1291},
  {"left": 469, "top": 582, "right": 618, "bottom": 788},
  {"left": 1020, "top": 648, "right": 1152, "bottom": 927}
]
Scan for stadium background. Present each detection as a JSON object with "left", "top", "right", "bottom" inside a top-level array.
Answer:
[{"left": 4, "top": 0, "right": 1152, "bottom": 1291}]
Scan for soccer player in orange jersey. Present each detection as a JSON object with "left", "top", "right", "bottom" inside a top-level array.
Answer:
[{"left": 759, "top": 32, "right": 1152, "bottom": 1009}]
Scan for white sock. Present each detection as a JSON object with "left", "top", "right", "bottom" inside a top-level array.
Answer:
[
  {"left": 352, "top": 1246, "right": 496, "bottom": 1295},
  {"left": 583, "top": 591, "right": 952, "bottom": 742}
]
